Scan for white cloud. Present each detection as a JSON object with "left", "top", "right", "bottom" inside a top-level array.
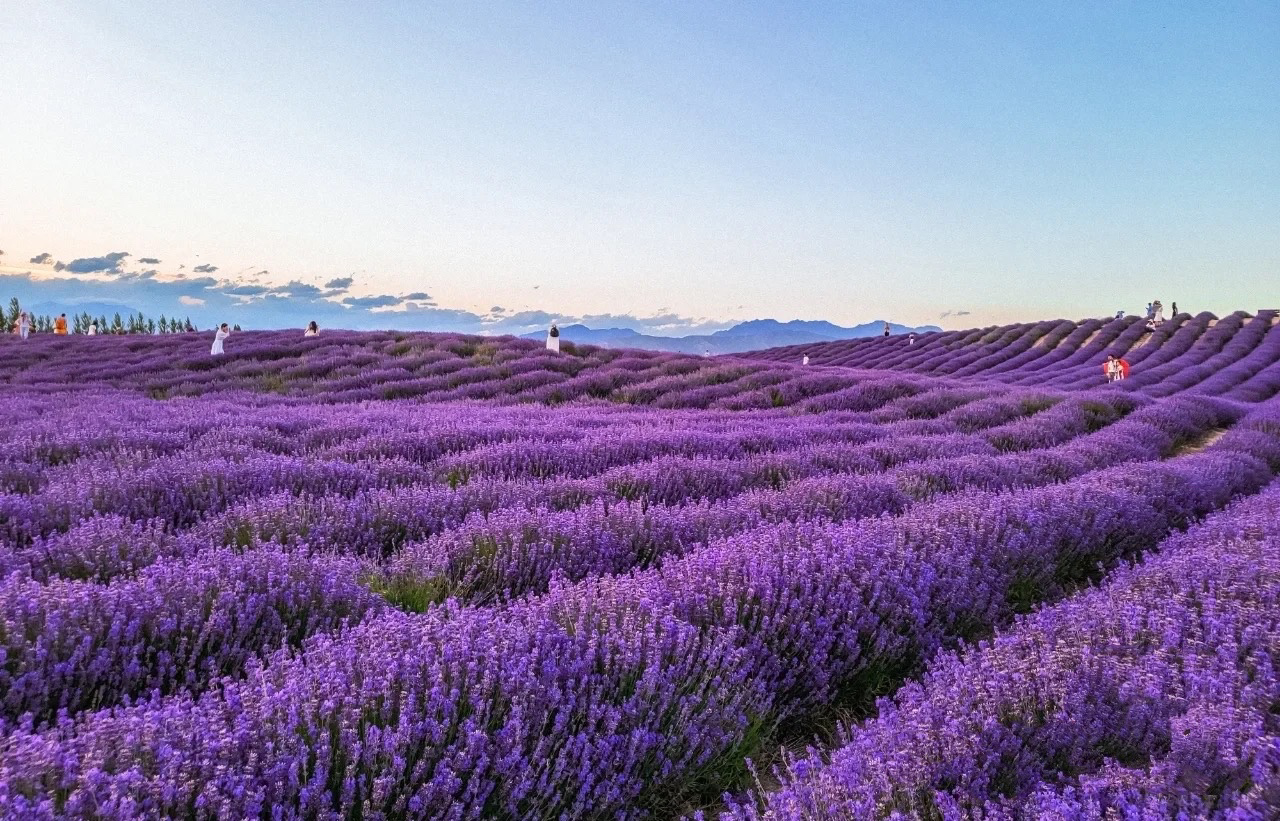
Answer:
[{"left": 179, "top": 295, "right": 206, "bottom": 306}]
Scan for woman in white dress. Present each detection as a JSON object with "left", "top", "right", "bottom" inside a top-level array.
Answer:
[
  {"left": 304, "top": 321, "right": 319, "bottom": 337},
  {"left": 17, "top": 312, "right": 31, "bottom": 340},
  {"left": 87, "top": 322, "right": 98, "bottom": 336},
  {"left": 211, "top": 323, "right": 230, "bottom": 355},
  {"left": 546, "top": 323, "right": 560, "bottom": 353}
]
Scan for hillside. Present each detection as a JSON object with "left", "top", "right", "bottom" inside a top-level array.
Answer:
[
  {"left": 2, "top": 311, "right": 1279, "bottom": 818},
  {"left": 3, "top": 310, "right": 1277, "bottom": 405}
]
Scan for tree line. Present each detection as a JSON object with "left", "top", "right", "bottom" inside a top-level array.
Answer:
[{"left": 7, "top": 297, "right": 198, "bottom": 335}]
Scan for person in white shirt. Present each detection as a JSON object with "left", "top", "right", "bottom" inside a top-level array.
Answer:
[
  {"left": 802, "top": 354, "right": 809, "bottom": 366},
  {"left": 211, "top": 323, "right": 230, "bottom": 355},
  {"left": 304, "top": 321, "right": 319, "bottom": 337},
  {"left": 87, "top": 322, "right": 98, "bottom": 336},
  {"left": 546, "top": 323, "right": 560, "bottom": 353}
]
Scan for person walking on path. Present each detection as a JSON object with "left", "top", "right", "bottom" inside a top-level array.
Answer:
[
  {"left": 211, "top": 323, "right": 230, "bottom": 356},
  {"left": 54, "top": 313, "right": 68, "bottom": 335},
  {"left": 546, "top": 323, "right": 560, "bottom": 353},
  {"left": 16, "top": 311, "right": 31, "bottom": 339},
  {"left": 304, "top": 321, "right": 319, "bottom": 337}
]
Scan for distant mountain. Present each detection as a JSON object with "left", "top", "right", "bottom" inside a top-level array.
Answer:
[{"left": 522, "top": 319, "right": 941, "bottom": 355}]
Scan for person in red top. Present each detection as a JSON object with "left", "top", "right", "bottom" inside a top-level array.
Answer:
[{"left": 1103, "top": 355, "right": 1131, "bottom": 382}]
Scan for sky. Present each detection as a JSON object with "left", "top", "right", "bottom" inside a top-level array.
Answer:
[{"left": 1, "top": 1, "right": 1276, "bottom": 334}]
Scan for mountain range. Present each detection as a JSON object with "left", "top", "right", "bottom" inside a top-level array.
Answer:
[{"left": 521, "top": 318, "right": 942, "bottom": 355}]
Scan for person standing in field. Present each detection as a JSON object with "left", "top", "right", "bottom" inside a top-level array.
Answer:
[
  {"left": 17, "top": 311, "right": 31, "bottom": 339},
  {"left": 909, "top": 333, "right": 916, "bottom": 345},
  {"left": 211, "top": 323, "right": 230, "bottom": 356},
  {"left": 1103, "top": 354, "right": 1131, "bottom": 382},
  {"left": 1171, "top": 301, "right": 1178, "bottom": 316},
  {"left": 304, "top": 321, "right": 319, "bottom": 337},
  {"left": 802, "top": 354, "right": 809, "bottom": 366},
  {"left": 54, "top": 313, "right": 68, "bottom": 335},
  {"left": 883, "top": 322, "right": 891, "bottom": 338},
  {"left": 87, "top": 321, "right": 98, "bottom": 336},
  {"left": 546, "top": 323, "right": 560, "bottom": 353}
]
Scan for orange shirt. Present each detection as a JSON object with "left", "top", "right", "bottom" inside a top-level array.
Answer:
[{"left": 54, "top": 317, "right": 68, "bottom": 335}]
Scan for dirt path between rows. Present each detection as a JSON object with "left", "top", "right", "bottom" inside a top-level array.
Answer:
[{"left": 1173, "top": 427, "right": 1231, "bottom": 456}]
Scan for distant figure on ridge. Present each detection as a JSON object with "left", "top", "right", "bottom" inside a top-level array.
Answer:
[
  {"left": 883, "top": 322, "right": 891, "bottom": 338},
  {"left": 1103, "top": 354, "right": 1130, "bottom": 382},
  {"left": 1115, "top": 310, "right": 1125, "bottom": 320},
  {"left": 304, "top": 321, "right": 319, "bottom": 337},
  {"left": 16, "top": 311, "right": 31, "bottom": 340},
  {"left": 546, "top": 323, "right": 560, "bottom": 353},
  {"left": 87, "top": 321, "right": 98, "bottom": 336},
  {"left": 909, "top": 333, "right": 916, "bottom": 345},
  {"left": 54, "top": 313, "right": 68, "bottom": 335},
  {"left": 211, "top": 323, "right": 230, "bottom": 356},
  {"left": 802, "top": 354, "right": 809, "bottom": 366},
  {"left": 1171, "top": 301, "right": 1178, "bottom": 316}
]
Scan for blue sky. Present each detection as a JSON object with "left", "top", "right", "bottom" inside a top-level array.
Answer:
[{"left": 1, "top": 1, "right": 1276, "bottom": 333}]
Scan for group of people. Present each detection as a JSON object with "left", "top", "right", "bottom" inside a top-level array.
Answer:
[
  {"left": 1144, "top": 299, "right": 1169, "bottom": 329},
  {"left": 209, "top": 320, "right": 319, "bottom": 355},
  {"left": 9, "top": 312, "right": 69, "bottom": 338},
  {"left": 1114, "top": 300, "right": 1180, "bottom": 327}
]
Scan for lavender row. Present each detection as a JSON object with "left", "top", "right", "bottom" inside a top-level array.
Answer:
[
  {"left": 2, "top": 423, "right": 1273, "bottom": 818},
  {"left": 382, "top": 394, "right": 1239, "bottom": 608},
  {"left": 0, "top": 549, "right": 382, "bottom": 732},
  {"left": 5, "top": 392, "right": 1232, "bottom": 592},
  {"left": 726, "top": 480, "right": 1280, "bottom": 820}
]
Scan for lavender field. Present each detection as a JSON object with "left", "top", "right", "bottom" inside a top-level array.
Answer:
[{"left": 2, "top": 311, "right": 1279, "bottom": 819}]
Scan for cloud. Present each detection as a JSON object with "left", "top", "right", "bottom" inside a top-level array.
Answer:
[
  {"left": 179, "top": 295, "right": 205, "bottom": 306},
  {"left": 939, "top": 309, "right": 973, "bottom": 319},
  {"left": 192, "top": 263, "right": 218, "bottom": 274},
  {"left": 404, "top": 292, "right": 431, "bottom": 301},
  {"left": 118, "top": 268, "right": 159, "bottom": 281},
  {"left": 342, "top": 294, "right": 402, "bottom": 309},
  {"left": 64, "top": 251, "right": 131, "bottom": 274},
  {"left": 54, "top": 261, "right": 67, "bottom": 271},
  {"left": 489, "top": 306, "right": 505, "bottom": 313},
  {"left": 324, "top": 276, "right": 354, "bottom": 291},
  {"left": 30, "top": 252, "right": 54, "bottom": 264},
  {"left": 137, "top": 257, "right": 161, "bottom": 265},
  {"left": 220, "top": 284, "right": 273, "bottom": 297},
  {"left": 276, "top": 281, "right": 324, "bottom": 300}
]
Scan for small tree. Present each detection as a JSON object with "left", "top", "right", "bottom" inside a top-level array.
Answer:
[
  {"left": 72, "top": 315, "right": 83, "bottom": 334},
  {"left": 157, "top": 314, "right": 168, "bottom": 334},
  {"left": 110, "top": 313, "right": 124, "bottom": 334},
  {"left": 147, "top": 318, "right": 156, "bottom": 335},
  {"left": 232, "top": 324, "right": 241, "bottom": 332},
  {"left": 6, "top": 298, "right": 19, "bottom": 329},
  {"left": 185, "top": 317, "right": 195, "bottom": 333}
]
